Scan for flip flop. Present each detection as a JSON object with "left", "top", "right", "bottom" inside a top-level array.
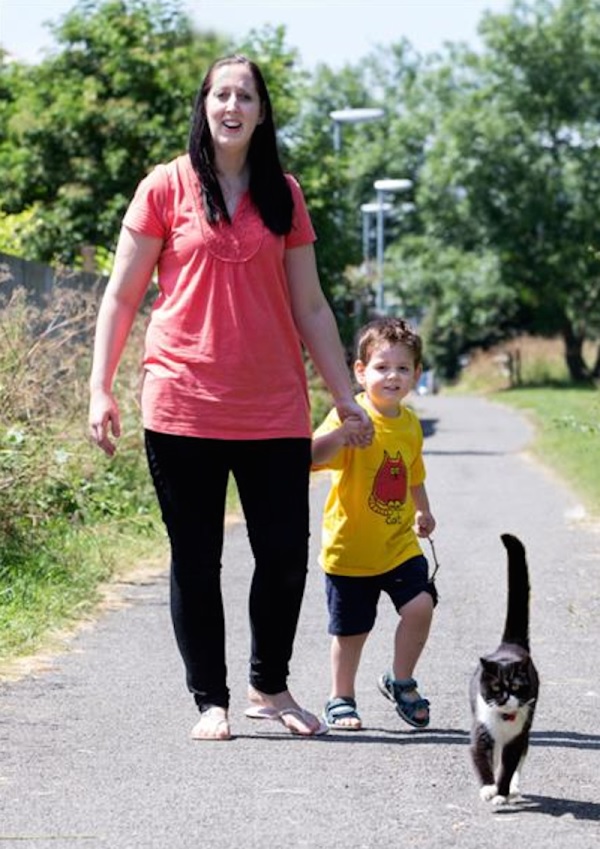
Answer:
[
  {"left": 190, "top": 706, "right": 232, "bottom": 741},
  {"left": 244, "top": 704, "right": 328, "bottom": 736}
]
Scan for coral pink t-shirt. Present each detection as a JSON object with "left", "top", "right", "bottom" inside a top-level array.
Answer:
[{"left": 123, "top": 154, "right": 316, "bottom": 440}]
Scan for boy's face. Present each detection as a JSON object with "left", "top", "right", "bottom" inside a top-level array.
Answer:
[{"left": 354, "top": 341, "right": 421, "bottom": 416}]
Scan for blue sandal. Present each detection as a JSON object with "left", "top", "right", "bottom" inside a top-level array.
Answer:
[
  {"left": 377, "top": 673, "right": 430, "bottom": 728},
  {"left": 323, "top": 696, "right": 362, "bottom": 730}
]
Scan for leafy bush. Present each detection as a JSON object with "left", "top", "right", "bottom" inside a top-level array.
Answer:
[{"left": 0, "top": 280, "right": 161, "bottom": 659}]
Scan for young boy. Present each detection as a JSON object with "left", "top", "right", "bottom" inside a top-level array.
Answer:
[{"left": 312, "top": 317, "right": 437, "bottom": 731}]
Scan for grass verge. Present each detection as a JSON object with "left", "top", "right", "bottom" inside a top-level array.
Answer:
[
  {"left": 0, "top": 282, "right": 166, "bottom": 669},
  {"left": 455, "top": 334, "right": 600, "bottom": 519},
  {"left": 494, "top": 386, "right": 600, "bottom": 517}
]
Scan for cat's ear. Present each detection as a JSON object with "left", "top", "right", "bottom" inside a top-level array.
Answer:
[{"left": 480, "top": 657, "right": 497, "bottom": 674}]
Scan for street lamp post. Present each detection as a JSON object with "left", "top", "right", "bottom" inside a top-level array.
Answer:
[
  {"left": 328, "top": 107, "right": 385, "bottom": 327},
  {"left": 373, "top": 178, "right": 413, "bottom": 313},
  {"left": 360, "top": 201, "right": 391, "bottom": 268},
  {"left": 329, "top": 107, "right": 384, "bottom": 153}
]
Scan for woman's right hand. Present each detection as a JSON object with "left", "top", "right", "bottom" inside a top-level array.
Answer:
[{"left": 89, "top": 388, "right": 121, "bottom": 457}]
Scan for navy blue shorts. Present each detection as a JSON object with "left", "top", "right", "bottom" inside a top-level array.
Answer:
[{"left": 325, "top": 555, "right": 438, "bottom": 636}]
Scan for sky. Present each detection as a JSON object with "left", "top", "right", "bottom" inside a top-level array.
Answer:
[{"left": 1, "top": 0, "right": 513, "bottom": 68}]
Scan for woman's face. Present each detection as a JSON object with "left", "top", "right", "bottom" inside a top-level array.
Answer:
[{"left": 205, "top": 63, "right": 264, "bottom": 155}]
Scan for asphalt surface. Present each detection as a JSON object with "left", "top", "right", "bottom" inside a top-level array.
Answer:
[{"left": 1, "top": 393, "right": 598, "bottom": 848}]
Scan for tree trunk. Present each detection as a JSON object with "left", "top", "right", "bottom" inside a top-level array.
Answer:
[
  {"left": 592, "top": 343, "right": 600, "bottom": 380},
  {"left": 562, "top": 321, "right": 591, "bottom": 383}
]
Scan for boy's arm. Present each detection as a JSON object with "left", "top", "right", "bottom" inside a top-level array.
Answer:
[
  {"left": 312, "top": 429, "right": 346, "bottom": 465},
  {"left": 312, "top": 417, "right": 365, "bottom": 465},
  {"left": 411, "top": 482, "right": 436, "bottom": 537}
]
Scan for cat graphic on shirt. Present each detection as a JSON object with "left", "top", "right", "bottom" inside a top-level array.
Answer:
[{"left": 368, "top": 450, "right": 407, "bottom": 524}]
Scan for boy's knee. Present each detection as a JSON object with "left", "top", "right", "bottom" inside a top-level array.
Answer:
[{"left": 402, "top": 591, "right": 434, "bottom": 619}]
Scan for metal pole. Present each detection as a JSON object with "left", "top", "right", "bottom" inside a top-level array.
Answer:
[
  {"left": 372, "top": 179, "right": 412, "bottom": 314},
  {"left": 376, "top": 189, "right": 385, "bottom": 313},
  {"left": 362, "top": 208, "right": 370, "bottom": 266},
  {"left": 332, "top": 121, "right": 341, "bottom": 154}
]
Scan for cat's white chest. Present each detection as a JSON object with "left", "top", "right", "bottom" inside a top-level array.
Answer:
[{"left": 476, "top": 693, "right": 528, "bottom": 744}]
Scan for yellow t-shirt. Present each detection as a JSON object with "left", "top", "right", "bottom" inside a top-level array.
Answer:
[{"left": 313, "top": 392, "right": 425, "bottom": 576}]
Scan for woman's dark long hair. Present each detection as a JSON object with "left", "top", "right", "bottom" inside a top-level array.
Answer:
[{"left": 188, "top": 55, "right": 293, "bottom": 235}]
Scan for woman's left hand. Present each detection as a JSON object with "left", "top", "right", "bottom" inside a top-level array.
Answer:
[{"left": 335, "top": 401, "right": 374, "bottom": 447}]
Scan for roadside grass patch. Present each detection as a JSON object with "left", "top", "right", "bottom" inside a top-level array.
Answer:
[
  {"left": 455, "top": 335, "right": 600, "bottom": 518},
  {"left": 454, "top": 334, "right": 596, "bottom": 393},
  {"left": 0, "top": 284, "right": 164, "bottom": 663},
  {"left": 497, "top": 386, "right": 600, "bottom": 517}
]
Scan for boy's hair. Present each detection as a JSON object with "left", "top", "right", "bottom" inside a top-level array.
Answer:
[{"left": 356, "top": 317, "right": 422, "bottom": 367}]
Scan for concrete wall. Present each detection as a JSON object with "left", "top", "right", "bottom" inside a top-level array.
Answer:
[{"left": 0, "top": 251, "right": 107, "bottom": 305}]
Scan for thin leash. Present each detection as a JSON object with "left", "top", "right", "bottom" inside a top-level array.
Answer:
[{"left": 426, "top": 536, "right": 441, "bottom": 583}]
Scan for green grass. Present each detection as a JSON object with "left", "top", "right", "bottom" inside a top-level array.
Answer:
[
  {"left": 0, "top": 524, "right": 166, "bottom": 658},
  {"left": 495, "top": 386, "right": 600, "bottom": 517},
  {"left": 0, "top": 284, "right": 169, "bottom": 668},
  {"left": 452, "top": 334, "right": 600, "bottom": 519}
]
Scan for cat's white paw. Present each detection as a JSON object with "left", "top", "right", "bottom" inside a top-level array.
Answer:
[
  {"left": 491, "top": 794, "right": 510, "bottom": 806},
  {"left": 480, "top": 784, "right": 498, "bottom": 801}
]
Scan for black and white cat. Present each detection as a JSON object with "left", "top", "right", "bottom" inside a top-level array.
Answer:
[{"left": 469, "top": 533, "right": 539, "bottom": 806}]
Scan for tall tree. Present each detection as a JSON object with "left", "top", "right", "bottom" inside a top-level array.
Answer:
[
  {"left": 420, "top": 0, "right": 600, "bottom": 381},
  {"left": 0, "top": 0, "right": 227, "bottom": 264}
]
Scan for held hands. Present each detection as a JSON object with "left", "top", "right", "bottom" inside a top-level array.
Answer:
[
  {"left": 88, "top": 388, "right": 121, "bottom": 457},
  {"left": 335, "top": 400, "right": 374, "bottom": 448},
  {"left": 338, "top": 416, "right": 369, "bottom": 447},
  {"left": 414, "top": 510, "right": 436, "bottom": 538}
]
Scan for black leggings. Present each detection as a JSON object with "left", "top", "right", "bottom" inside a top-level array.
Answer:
[{"left": 145, "top": 431, "right": 311, "bottom": 712}]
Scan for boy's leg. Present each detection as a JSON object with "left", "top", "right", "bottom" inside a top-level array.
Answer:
[
  {"left": 391, "top": 593, "right": 433, "bottom": 724},
  {"left": 327, "top": 633, "right": 369, "bottom": 729},
  {"left": 383, "top": 555, "right": 437, "bottom": 725},
  {"left": 331, "top": 632, "right": 369, "bottom": 698},
  {"left": 325, "top": 573, "right": 379, "bottom": 729},
  {"left": 393, "top": 591, "right": 434, "bottom": 681}
]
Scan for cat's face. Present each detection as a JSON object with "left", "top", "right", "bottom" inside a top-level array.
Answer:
[{"left": 479, "top": 657, "right": 534, "bottom": 710}]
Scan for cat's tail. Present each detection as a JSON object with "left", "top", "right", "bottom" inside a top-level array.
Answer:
[{"left": 500, "top": 533, "right": 530, "bottom": 651}]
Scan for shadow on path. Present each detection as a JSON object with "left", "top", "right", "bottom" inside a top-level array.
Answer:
[
  {"left": 420, "top": 417, "right": 438, "bottom": 438},
  {"left": 233, "top": 727, "right": 600, "bottom": 751},
  {"left": 530, "top": 729, "right": 600, "bottom": 752},
  {"left": 496, "top": 794, "right": 600, "bottom": 823}
]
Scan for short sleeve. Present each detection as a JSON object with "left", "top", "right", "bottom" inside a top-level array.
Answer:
[
  {"left": 122, "top": 164, "right": 171, "bottom": 239},
  {"left": 285, "top": 174, "right": 316, "bottom": 249},
  {"left": 311, "top": 407, "right": 347, "bottom": 471},
  {"left": 410, "top": 415, "right": 426, "bottom": 485},
  {"left": 411, "top": 453, "right": 426, "bottom": 487}
]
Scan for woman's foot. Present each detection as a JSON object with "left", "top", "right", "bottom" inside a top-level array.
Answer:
[
  {"left": 191, "top": 706, "right": 231, "bottom": 741},
  {"left": 245, "top": 687, "right": 327, "bottom": 736}
]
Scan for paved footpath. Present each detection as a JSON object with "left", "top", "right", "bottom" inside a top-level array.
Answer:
[{"left": 1, "top": 394, "right": 598, "bottom": 849}]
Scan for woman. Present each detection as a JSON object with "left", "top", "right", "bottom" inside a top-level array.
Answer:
[{"left": 88, "top": 55, "right": 372, "bottom": 740}]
